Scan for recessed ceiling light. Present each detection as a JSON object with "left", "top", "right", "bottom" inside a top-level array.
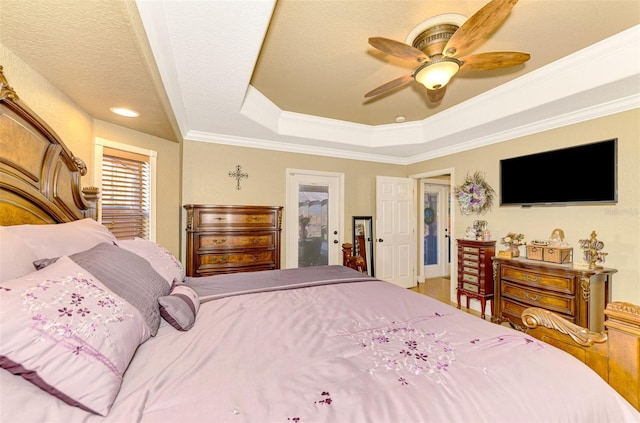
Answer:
[
  {"left": 110, "top": 107, "right": 140, "bottom": 118},
  {"left": 395, "top": 115, "right": 406, "bottom": 123}
]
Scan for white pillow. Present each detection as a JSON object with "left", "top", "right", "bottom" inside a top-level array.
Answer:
[
  {"left": 0, "top": 256, "right": 150, "bottom": 415},
  {"left": 0, "top": 227, "right": 38, "bottom": 282},
  {"left": 3, "top": 218, "right": 117, "bottom": 259},
  {"left": 117, "top": 237, "right": 185, "bottom": 286}
]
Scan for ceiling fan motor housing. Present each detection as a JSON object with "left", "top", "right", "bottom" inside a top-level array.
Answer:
[
  {"left": 406, "top": 13, "right": 468, "bottom": 57},
  {"left": 411, "top": 23, "right": 459, "bottom": 56}
]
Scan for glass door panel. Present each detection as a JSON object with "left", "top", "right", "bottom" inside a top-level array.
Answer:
[{"left": 298, "top": 185, "right": 329, "bottom": 267}]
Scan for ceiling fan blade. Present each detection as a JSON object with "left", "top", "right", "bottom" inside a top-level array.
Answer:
[
  {"left": 459, "top": 51, "right": 530, "bottom": 71},
  {"left": 365, "top": 74, "right": 414, "bottom": 98},
  {"left": 443, "top": 0, "right": 519, "bottom": 58},
  {"left": 427, "top": 86, "right": 447, "bottom": 103},
  {"left": 369, "top": 37, "right": 429, "bottom": 63}
]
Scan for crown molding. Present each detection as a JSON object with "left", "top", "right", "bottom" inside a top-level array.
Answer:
[{"left": 226, "top": 25, "right": 640, "bottom": 164}]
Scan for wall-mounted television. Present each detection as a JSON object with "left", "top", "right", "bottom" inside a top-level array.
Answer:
[{"left": 500, "top": 139, "right": 617, "bottom": 207}]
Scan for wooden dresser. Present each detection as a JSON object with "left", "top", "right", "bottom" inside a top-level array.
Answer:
[
  {"left": 184, "top": 205, "right": 283, "bottom": 277},
  {"left": 493, "top": 257, "right": 617, "bottom": 332},
  {"left": 456, "top": 239, "right": 496, "bottom": 319}
]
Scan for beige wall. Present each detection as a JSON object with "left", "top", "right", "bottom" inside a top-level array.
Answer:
[
  {"left": 181, "top": 140, "right": 405, "bottom": 261},
  {"left": 407, "top": 109, "right": 640, "bottom": 304},
  {"left": 5, "top": 42, "right": 638, "bottom": 304},
  {"left": 1, "top": 45, "right": 182, "bottom": 255}
]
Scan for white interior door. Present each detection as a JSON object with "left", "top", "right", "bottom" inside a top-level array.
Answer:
[
  {"left": 375, "top": 176, "right": 416, "bottom": 288},
  {"left": 422, "top": 181, "right": 450, "bottom": 279},
  {"left": 286, "top": 169, "right": 344, "bottom": 268}
]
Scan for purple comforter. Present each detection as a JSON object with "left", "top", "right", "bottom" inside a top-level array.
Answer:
[{"left": 2, "top": 265, "right": 638, "bottom": 422}]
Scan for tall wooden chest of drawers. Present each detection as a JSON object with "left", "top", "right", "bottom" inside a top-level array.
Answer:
[
  {"left": 493, "top": 257, "right": 616, "bottom": 332},
  {"left": 184, "top": 204, "right": 283, "bottom": 277},
  {"left": 456, "top": 239, "right": 496, "bottom": 319}
]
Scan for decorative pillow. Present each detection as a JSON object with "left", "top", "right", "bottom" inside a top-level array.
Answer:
[
  {"left": 117, "top": 237, "right": 185, "bottom": 287},
  {"left": 0, "top": 256, "right": 150, "bottom": 416},
  {"left": 158, "top": 284, "right": 200, "bottom": 331},
  {"left": 0, "top": 227, "right": 38, "bottom": 282},
  {"left": 4, "top": 218, "right": 117, "bottom": 259},
  {"left": 34, "top": 243, "right": 171, "bottom": 336}
]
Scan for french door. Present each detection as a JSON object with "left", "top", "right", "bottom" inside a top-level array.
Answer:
[
  {"left": 285, "top": 169, "right": 344, "bottom": 268},
  {"left": 421, "top": 181, "right": 451, "bottom": 279}
]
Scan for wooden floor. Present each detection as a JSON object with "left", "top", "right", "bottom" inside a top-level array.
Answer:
[{"left": 410, "top": 276, "right": 483, "bottom": 319}]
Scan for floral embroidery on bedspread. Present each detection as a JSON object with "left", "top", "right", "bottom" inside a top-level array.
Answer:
[
  {"left": 335, "top": 313, "right": 456, "bottom": 385},
  {"left": 1, "top": 275, "right": 135, "bottom": 375},
  {"left": 334, "top": 312, "right": 545, "bottom": 386}
]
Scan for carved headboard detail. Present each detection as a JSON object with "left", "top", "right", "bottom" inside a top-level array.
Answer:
[{"left": 0, "top": 66, "right": 97, "bottom": 225}]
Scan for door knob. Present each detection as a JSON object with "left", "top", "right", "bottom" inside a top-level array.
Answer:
[
  {"left": 378, "top": 238, "right": 384, "bottom": 242},
  {"left": 333, "top": 240, "right": 339, "bottom": 244}
]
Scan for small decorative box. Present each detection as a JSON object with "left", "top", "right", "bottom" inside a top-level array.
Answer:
[
  {"left": 526, "top": 245, "right": 544, "bottom": 261},
  {"left": 543, "top": 247, "right": 573, "bottom": 264},
  {"left": 527, "top": 245, "right": 573, "bottom": 263}
]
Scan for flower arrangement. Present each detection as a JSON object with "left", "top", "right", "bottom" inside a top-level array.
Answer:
[
  {"left": 454, "top": 172, "right": 495, "bottom": 215},
  {"left": 501, "top": 232, "right": 526, "bottom": 247}
]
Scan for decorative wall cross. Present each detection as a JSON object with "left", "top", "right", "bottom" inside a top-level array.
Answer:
[{"left": 228, "top": 165, "right": 248, "bottom": 190}]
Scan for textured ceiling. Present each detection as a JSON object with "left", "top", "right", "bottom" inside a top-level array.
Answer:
[{"left": 1, "top": 0, "right": 639, "bottom": 163}]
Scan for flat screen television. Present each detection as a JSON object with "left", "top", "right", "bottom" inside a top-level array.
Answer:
[{"left": 500, "top": 139, "right": 617, "bottom": 206}]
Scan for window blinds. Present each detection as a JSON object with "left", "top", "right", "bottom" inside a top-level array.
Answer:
[{"left": 101, "top": 147, "right": 150, "bottom": 239}]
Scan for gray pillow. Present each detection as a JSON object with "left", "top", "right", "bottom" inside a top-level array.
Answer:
[{"left": 35, "top": 242, "right": 170, "bottom": 336}]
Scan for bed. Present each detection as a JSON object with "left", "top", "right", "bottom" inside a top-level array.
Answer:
[{"left": 1, "top": 66, "right": 639, "bottom": 422}]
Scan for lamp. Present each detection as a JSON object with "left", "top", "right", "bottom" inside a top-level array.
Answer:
[{"left": 414, "top": 57, "right": 461, "bottom": 90}]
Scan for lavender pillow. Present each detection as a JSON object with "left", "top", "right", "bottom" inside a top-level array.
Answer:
[
  {"left": 117, "top": 237, "right": 185, "bottom": 287},
  {"left": 0, "top": 256, "right": 150, "bottom": 415},
  {"left": 4, "top": 218, "right": 117, "bottom": 259},
  {"left": 34, "top": 243, "right": 171, "bottom": 336},
  {"left": 158, "top": 284, "right": 200, "bottom": 331}
]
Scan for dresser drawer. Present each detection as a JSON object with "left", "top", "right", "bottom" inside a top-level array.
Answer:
[
  {"left": 462, "top": 246, "right": 479, "bottom": 254},
  {"left": 462, "top": 282, "right": 479, "bottom": 293},
  {"left": 196, "top": 232, "right": 276, "bottom": 251},
  {"left": 462, "top": 273, "right": 479, "bottom": 283},
  {"left": 462, "top": 252, "right": 479, "bottom": 261},
  {"left": 192, "top": 207, "right": 280, "bottom": 230},
  {"left": 500, "top": 298, "right": 575, "bottom": 327},
  {"left": 501, "top": 265, "right": 575, "bottom": 295},
  {"left": 463, "top": 266, "right": 479, "bottom": 275},
  {"left": 194, "top": 251, "right": 276, "bottom": 275},
  {"left": 501, "top": 282, "right": 575, "bottom": 316}
]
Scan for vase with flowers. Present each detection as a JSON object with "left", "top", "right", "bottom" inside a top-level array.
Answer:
[{"left": 501, "top": 232, "right": 526, "bottom": 257}]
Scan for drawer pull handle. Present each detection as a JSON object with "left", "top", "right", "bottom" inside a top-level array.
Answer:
[
  {"left": 524, "top": 274, "right": 541, "bottom": 282},
  {"left": 213, "top": 239, "right": 227, "bottom": 244},
  {"left": 525, "top": 292, "right": 541, "bottom": 301}
]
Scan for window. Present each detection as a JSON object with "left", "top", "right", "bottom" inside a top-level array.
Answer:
[{"left": 95, "top": 139, "right": 157, "bottom": 240}]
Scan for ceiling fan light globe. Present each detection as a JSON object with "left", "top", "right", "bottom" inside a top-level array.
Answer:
[{"left": 415, "top": 60, "right": 460, "bottom": 90}]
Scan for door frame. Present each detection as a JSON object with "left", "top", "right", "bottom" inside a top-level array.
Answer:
[
  {"left": 410, "top": 168, "right": 456, "bottom": 301},
  {"left": 285, "top": 168, "right": 345, "bottom": 269}
]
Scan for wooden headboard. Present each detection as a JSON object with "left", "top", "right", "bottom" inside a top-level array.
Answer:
[{"left": 0, "top": 66, "right": 97, "bottom": 226}]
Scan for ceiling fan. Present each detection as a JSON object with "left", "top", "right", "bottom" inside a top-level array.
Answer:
[{"left": 365, "top": 0, "right": 530, "bottom": 102}]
